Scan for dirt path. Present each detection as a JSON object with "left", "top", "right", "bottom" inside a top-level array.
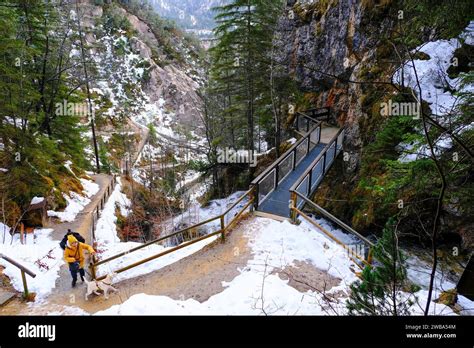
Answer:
[
  {"left": 48, "top": 174, "right": 113, "bottom": 296},
  {"left": 49, "top": 174, "right": 112, "bottom": 243},
  {"left": 2, "top": 215, "right": 260, "bottom": 314},
  {"left": 0, "top": 174, "right": 113, "bottom": 315}
]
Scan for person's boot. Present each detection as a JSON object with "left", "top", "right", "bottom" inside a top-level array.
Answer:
[
  {"left": 72, "top": 279, "right": 77, "bottom": 288},
  {"left": 80, "top": 275, "right": 85, "bottom": 282}
]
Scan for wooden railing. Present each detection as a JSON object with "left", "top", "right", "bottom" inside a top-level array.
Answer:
[
  {"left": 90, "top": 187, "right": 255, "bottom": 280},
  {"left": 88, "top": 107, "right": 332, "bottom": 279},
  {"left": 287, "top": 126, "right": 375, "bottom": 269},
  {"left": 251, "top": 112, "right": 322, "bottom": 208},
  {"left": 0, "top": 253, "right": 36, "bottom": 298},
  {"left": 289, "top": 192, "right": 374, "bottom": 269},
  {"left": 289, "top": 127, "right": 345, "bottom": 211},
  {"left": 90, "top": 175, "right": 117, "bottom": 244}
]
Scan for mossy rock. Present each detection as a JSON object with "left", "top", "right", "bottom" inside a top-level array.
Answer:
[
  {"left": 58, "top": 175, "right": 84, "bottom": 196},
  {"left": 293, "top": 0, "right": 338, "bottom": 23},
  {"left": 360, "top": 0, "right": 393, "bottom": 22},
  {"left": 376, "top": 40, "right": 394, "bottom": 60},
  {"left": 412, "top": 51, "right": 431, "bottom": 61},
  {"left": 435, "top": 288, "right": 458, "bottom": 306},
  {"left": 447, "top": 43, "right": 474, "bottom": 79}
]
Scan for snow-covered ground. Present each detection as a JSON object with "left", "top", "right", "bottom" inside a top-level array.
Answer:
[
  {"left": 3, "top": 184, "right": 470, "bottom": 316},
  {"left": 95, "top": 218, "right": 356, "bottom": 315},
  {"left": 47, "top": 178, "right": 99, "bottom": 222},
  {"left": 95, "top": 217, "right": 473, "bottom": 315},
  {"left": 93, "top": 178, "right": 219, "bottom": 283},
  {"left": 395, "top": 21, "right": 474, "bottom": 162},
  {"left": 406, "top": 255, "right": 474, "bottom": 315},
  {"left": 156, "top": 190, "right": 251, "bottom": 245},
  {"left": 0, "top": 228, "right": 63, "bottom": 300}
]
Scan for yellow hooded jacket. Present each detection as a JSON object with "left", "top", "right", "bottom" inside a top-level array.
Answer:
[{"left": 63, "top": 234, "right": 95, "bottom": 269}]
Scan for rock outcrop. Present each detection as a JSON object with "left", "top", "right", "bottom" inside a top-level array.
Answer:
[{"left": 275, "top": 0, "right": 395, "bottom": 164}]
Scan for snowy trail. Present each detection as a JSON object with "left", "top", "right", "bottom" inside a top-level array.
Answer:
[
  {"left": 48, "top": 174, "right": 112, "bottom": 243},
  {"left": 0, "top": 174, "right": 112, "bottom": 303},
  {"left": 48, "top": 174, "right": 114, "bottom": 295},
  {"left": 2, "top": 214, "right": 351, "bottom": 315},
  {"left": 0, "top": 215, "right": 256, "bottom": 314},
  {"left": 38, "top": 119, "right": 149, "bottom": 302},
  {"left": 2, "top": 212, "right": 472, "bottom": 315}
]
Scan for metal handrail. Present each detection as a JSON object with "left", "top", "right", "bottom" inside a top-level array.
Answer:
[
  {"left": 289, "top": 127, "right": 344, "bottom": 194},
  {"left": 305, "top": 107, "right": 331, "bottom": 122},
  {"left": 251, "top": 113, "right": 320, "bottom": 185},
  {"left": 251, "top": 113, "right": 322, "bottom": 207}
]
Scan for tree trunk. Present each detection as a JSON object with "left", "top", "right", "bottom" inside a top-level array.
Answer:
[{"left": 75, "top": 2, "right": 101, "bottom": 173}]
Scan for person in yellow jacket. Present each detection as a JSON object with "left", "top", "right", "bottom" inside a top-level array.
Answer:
[{"left": 64, "top": 234, "right": 96, "bottom": 287}]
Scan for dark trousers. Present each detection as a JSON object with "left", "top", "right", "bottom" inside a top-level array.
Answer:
[{"left": 69, "top": 265, "right": 85, "bottom": 282}]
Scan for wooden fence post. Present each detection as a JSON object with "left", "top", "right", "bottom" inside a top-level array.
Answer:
[
  {"left": 254, "top": 185, "right": 259, "bottom": 210},
  {"left": 290, "top": 191, "right": 297, "bottom": 223},
  {"left": 220, "top": 215, "right": 225, "bottom": 243},
  {"left": 20, "top": 223, "right": 24, "bottom": 245},
  {"left": 250, "top": 187, "right": 255, "bottom": 212},
  {"left": 21, "top": 270, "right": 29, "bottom": 298}
]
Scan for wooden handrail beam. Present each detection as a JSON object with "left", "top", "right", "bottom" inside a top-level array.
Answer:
[
  {"left": 95, "top": 230, "right": 223, "bottom": 281},
  {"left": 292, "top": 193, "right": 375, "bottom": 248},
  {"left": 95, "top": 190, "right": 255, "bottom": 268},
  {"left": 292, "top": 207, "right": 368, "bottom": 269},
  {"left": 0, "top": 254, "right": 36, "bottom": 278}
]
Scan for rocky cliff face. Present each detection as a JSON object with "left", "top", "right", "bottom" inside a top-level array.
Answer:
[
  {"left": 275, "top": 0, "right": 474, "bottom": 251},
  {"left": 121, "top": 8, "right": 206, "bottom": 130},
  {"left": 78, "top": 1, "right": 206, "bottom": 136},
  {"left": 275, "top": 0, "right": 395, "bottom": 170}
]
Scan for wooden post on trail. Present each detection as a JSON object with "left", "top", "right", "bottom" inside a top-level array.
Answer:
[
  {"left": 20, "top": 223, "right": 24, "bottom": 245},
  {"left": 290, "top": 191, "right": 297, "bottom": 223},
  {"left": 21, "top": 270, "right": 29, "bottom": 298},
  {"left": 220, "top": 216, "right": 225, "bottom": 243}
]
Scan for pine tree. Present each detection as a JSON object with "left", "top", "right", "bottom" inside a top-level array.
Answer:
[
  {"left": 0, "top": 1, "right": 92, "bottom": 227},
  {"left": 346, "top": 218, "right": 414, "bottom": 315},
  {"left": 210, "top": 0, "right": 284, "bottom": 163}
]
